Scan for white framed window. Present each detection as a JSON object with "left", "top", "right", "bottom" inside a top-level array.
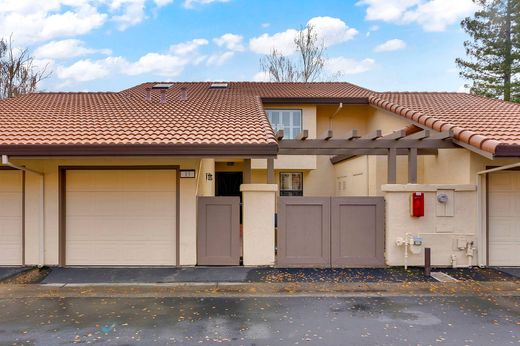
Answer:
[
  {"left": 280, "top": 172, "right": 303, "bottom": 196},
  {"left": 266, "top": 109, "right": 302, "bottom": 139}
]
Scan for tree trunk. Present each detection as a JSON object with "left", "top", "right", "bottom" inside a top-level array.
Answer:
[{"left": 504, "top": 0, "right": 513, "bottom": 101}]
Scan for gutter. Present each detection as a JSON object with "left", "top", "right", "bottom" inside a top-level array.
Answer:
[
  {"left": 1, "top": 155, "right": 45, "bottom": 267},
  {"left": 476, "top": 161, "right": 520, "bottom": 267}
]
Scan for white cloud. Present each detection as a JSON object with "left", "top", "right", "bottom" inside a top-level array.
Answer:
[
  {"left": 34, "top": 39, "right": 111, "bottom": 59},
  {"left": 325, "top": 57, "right": 375, "bottom": 75},
  {"left": 374, "top": 39, "right": 406, "bottom": 52},
  {"left": 0, "top": 0, "right": 177, "bottom": 43},
  {"left": 170, "top": 38, "right": 209, "bottom": 55},
  {"left": 307, "top": 17, "right": 358, "bottom": 47},
  {"left": 358, "top": 0, "right": 420, "bottom": 22},
  {"left": 249, "top": 17, "right": 357, "bottom": 55},
  {"left": 108, "top": 0, "right": 172, "bottom": 30},
  {"left": 57, "top": 59, "right": 111, "bottom": 82},
  {"left": 253, "top": 71, "right": 270, "bottom": 82},
  {"left": 125, "top": 53, "right": 188, "bottom": 76},
  {"left": 0, "top": 3, "right": 107, "bottom": 44},
  {"left": 357, "top": 0, "right": 477, "bottom": 32},
  {"left": 213, "top": 33, "right": 244, "bottom": 52},
  {"left": 402, "top": 0, "right": 478, "bottom": 32},
  {"left": 249, "top": 29, "right": 299, "bottom": 55},
  {"left": 206, "top": 51, "right": 234, "bottom": 66},
  {"left": 457, "top": 85, "right": 470, "bottom": 93},
  {"left": 183, "top": 0, "right": 231, "bottom": 9}
]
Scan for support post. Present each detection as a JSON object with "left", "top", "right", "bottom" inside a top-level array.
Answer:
[
  {"left": 388, "top": 148, "right": 397, "bottom": 184},
  {"left": 267, "top": 158, "right": 275, "bottom": 184},
  {"left": 425, "top": 248, "right": 431, "bottom": 276},
  {"left": 408, "top": 148, "right": 418, "bottom": 184},
  {"left": 243, "top": 159, "right": 251, "bottom": 184},
  {"left": 241, "top": 184, "right": 277, "bottom": 266}
]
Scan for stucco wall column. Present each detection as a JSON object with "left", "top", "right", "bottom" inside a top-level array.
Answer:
[
  {"left": 198, "top": 159, "right": 215, "bottom": 196},
  {"left": 240, "top": 184, "right": 277, "bottom": 266}
]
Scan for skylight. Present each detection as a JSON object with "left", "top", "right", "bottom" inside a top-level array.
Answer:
[
  {"left": 209, "top": 82, "right": 228, "bottom": 89},
  {"left": 152, "top": 83, "right": 174, "bottom": 89}
]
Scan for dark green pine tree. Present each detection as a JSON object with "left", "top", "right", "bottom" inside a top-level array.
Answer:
[{"left": 456, "top": 0, "right": 520, "bottom": 102}]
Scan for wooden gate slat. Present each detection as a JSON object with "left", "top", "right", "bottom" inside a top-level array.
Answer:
[{"left": 197, "top": 196, "right": 240, "bottom": 266}]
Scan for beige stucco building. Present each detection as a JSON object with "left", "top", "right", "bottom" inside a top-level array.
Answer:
[{"left": 0, "top": 82, "right": 519, "bottom": 269}]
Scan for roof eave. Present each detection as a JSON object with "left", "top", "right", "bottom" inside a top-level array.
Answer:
[
  {"left": 0, "top": 143, "right": 279, "bottom": 157},
  {"left": 493, "top": 144, "right": 520, "bottom": 158},
  {"left": 261, "top": 97, "right": 369, "bottom": 104}
]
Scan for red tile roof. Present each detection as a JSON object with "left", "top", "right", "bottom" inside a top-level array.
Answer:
[
  {"left": 0, "top": 82, "right": 519, "bottom": 157},
  {"left": 370, "top": 92, "right": 520, "bottom": 156}
]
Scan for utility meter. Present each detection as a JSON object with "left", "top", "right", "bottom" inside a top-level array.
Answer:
[{"left": 437, "top": 193, "right": 449, "bottom": 204}]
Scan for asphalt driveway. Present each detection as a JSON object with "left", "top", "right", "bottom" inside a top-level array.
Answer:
[{"left": 0, "top": 295, "right": 518, "bottom": 345}]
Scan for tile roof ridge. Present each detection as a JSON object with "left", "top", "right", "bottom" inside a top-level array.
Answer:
[
  {"left": 368, "top": 94, "right": 502, "bottom": 154},
  {"left": 377, "top": 91, "right": 466, "bottom": 94}
]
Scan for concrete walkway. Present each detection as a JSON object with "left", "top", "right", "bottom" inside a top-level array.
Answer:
[
  {"left": 0, "top": 267, "right": 28, "bottom": 282},
  {"left": 39, "top": 267, "right": 517, "bottom": 285},
  {"left": 495, "top": 267, "right": 520, "bottom": 278}
]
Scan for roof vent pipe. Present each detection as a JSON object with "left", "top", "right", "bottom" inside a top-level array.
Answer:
[
  {"left": 160, "top": 89, "right": 167, "bottom": 104},
  {"left": 145, "top": 88, "right": 151, "bottom": 101},
  {"left": 180, "top": 87, "right": 188, "bottom": 101}
]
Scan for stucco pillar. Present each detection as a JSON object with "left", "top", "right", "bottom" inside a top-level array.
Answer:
[
  {"left": 198, "top": 159, "right": 215, "bottom": 196},
  {"left": 240, "top": 184, "right": 277, "bottom": 266}
]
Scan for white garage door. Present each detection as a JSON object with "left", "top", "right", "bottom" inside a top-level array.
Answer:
[
  {"left": 0, "top": 170, "right": 23, "bottom": 265},
  {"left": 488, "top": 171, "right": 520, "bottom": 266},
  {"left": 66, "top": 169, "right": 177, "bottom": 266}
]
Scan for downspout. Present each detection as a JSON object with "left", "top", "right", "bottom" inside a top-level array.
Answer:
[
  {"left": 328, "top": 102, "right": 343, "bottom": 130},
  {"left": 476, "top": 161, "right": 520, "bottom": 267},
  {"left": 2, "top": 155, "right": 45, "bottom": 268}
]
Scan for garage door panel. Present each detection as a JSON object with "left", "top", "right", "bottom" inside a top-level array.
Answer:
[
  {"left": 67, "top": 241, "right": 175, "bottom": 266},
  {"left": 0, "top": 193, "right": 23, "bottom": 217},
  {"left": 67, "top": 170, "right": 176, "bottom": 192},
  {"left": 489, "top": 171, "right": 520, "bottom": 266},
  {"left": 0, "top": 171, "right": 23, "bottom": 265},
  {"left": 66, "top": 217, "right": 175, "bottom": 241},
  {"left": 0, "top": 171, "right": 23, "bottom": 192},
  {"left": 66, "top": 191, "right": 176, "bottom": 216},
  {"left": 65, "top": 169, "right": 177, "bottom": 266}
]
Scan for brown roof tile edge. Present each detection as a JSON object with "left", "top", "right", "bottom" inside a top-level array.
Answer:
[
  {"left": 367, "top": 95, "right": 520, "bottom": 157},
  {"left": 0, "top": 143, "right": 279, "bottom": 157}
]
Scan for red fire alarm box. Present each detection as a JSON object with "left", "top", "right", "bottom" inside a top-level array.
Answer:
[{"left": 410, "top": 192, "right": 425, "bottom": 217}]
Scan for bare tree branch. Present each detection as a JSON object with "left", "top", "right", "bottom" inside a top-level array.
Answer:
[
  {"left": 0, "top": 35, "right": 51, "bottom": 99},
  {"left": 259, "top": 24, "right": 328, "bottom": 82}
]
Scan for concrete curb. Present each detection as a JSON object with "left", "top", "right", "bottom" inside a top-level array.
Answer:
[{"left": 0, "top": 281, "right": 517, "bottom": 298}]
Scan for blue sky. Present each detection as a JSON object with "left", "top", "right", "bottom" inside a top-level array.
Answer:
[{"left": 0, "top": 0, "right": 478, "bottom": 92}]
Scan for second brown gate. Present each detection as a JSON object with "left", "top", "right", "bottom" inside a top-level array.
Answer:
[
  {"left": 197, "top": 197, "right": 240, "bottom": 266},
  {"left": 277, "top": 197, "right": 385, "bottom": 268}
]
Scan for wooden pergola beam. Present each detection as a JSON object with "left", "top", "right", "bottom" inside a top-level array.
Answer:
[
  {"left": 362, "top": 130, "right": 383, "bottom": 140},
  {"left": 388, "top": 148, "right": 397, "bottom": 184},
  {"left": 321, "top": 130, "right": 333, "bottom": 140},
  {"left": 296, "top": 130, "right": 309, "bottom": 140},
  {"left": 383, "top": 129, "right": 407, "bottom": 140},
  {"left": 329, "top": 148, "right": 439, "bottom": 164},
  {"left": 275, "top": 129, "right": 284, "bottom": 141},
  {"left": 408, "top": 148, "right": 418, "bottom": 184},
  {"left": 406, "top": 130, "right": 430, "bottom": 140},
  {"left": 346, "top": 129, "right": 360, "bottom": 140},
  {"left": 278, "top": 138, "right": 457, "bottom": 150}
]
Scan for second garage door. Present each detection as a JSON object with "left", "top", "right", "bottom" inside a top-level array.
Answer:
[
  {"left": 488, "top": 171, "right": 520, "bottom": 266},
  {"left": 0, "top": 170, "right": 23, "bottom": 265},
  {"left": 65, "top": 169, "right": 177, "bottom": 266}
]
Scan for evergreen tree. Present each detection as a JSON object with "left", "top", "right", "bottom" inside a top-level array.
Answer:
[{"left": 456, "top": 0, "right": 520, "bottom": 102}]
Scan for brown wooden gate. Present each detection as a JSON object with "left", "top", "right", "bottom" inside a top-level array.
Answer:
[
  {"left": 277, "top": 197, "right": 385, "bottom": 268},
  {"left": 197, "top": 197, "right": 240, "bottom": 266}
]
